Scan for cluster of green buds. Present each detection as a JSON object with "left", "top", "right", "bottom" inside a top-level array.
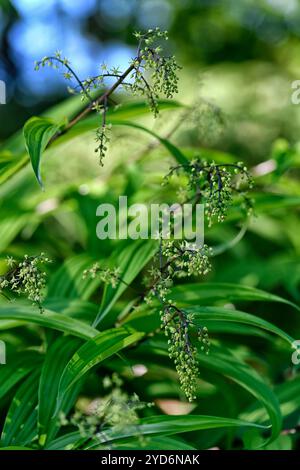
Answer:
[
  {"left": 198, "top": 326, "right": 210, "bottom": 354},
  {"left": 144, "top": 265, "right": 172, "bottom": 305},
  {"left": 34, "top": 28, "right": 180, "bottom": 166},
  {"left": 60, "top": 374, "right": 152, "bottom": 444},
  {"left": 83, "top": 263, "right": 120, "bottom": 288},
  {"left": 144, "top": 239, "right": 212, "bottom": 305},
  {"left": 162, "top": 306, "right": 208, "bottom": 402},
  {"left": 95, "top": 123, "right": 111, "bottom": 167},
  {"left": 165, "top": 159, "right": 254, "bottom": 226},
  {"left": 161, "top": 240, "right": 212, "bottom": 277},
  {"left": 131, "top": 28, "right": 181, "bottom": 116},
  {"left": 144, "top": 239, "right": 211, "bottom": 400},
  {"left": 0, "top": 253, "right": 50, "bottom": 311}
]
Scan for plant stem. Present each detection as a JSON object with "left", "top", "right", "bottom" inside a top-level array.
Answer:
[{"left": 47, "top": 62, "right": 138, "bottom": 147}]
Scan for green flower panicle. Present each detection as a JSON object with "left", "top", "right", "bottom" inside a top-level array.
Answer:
[{"left": 0, "top": 253, "right": 51, "bottom": 312}]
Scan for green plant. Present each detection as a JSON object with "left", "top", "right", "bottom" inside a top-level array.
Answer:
[{"left": 0, "top": 28, "right": 299, "bottom": 451}]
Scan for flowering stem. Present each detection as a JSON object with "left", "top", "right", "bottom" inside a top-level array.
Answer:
[{"left": 49, "top": 62, "right": 138, "bottom": 146}]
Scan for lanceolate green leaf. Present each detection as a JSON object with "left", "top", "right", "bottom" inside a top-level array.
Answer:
[
  {"left": 23, "top": 117, "right": 61, "bottom": 188},
  {"left": 56, "top": 328, "right": 143, "bottom": 408},
  {"left": 106, "top": 436, "right": 196, "bottom": 451},
  {"left": 124, "top": 304, "right": 293, "bottom": 344},
  {"left": 111, "top": 120, "right": 189, "bottom": 166},
  {"left": 0, "top": 305, "right": 98, "bottom": 339},
  {"left": 188, "top": 306, "right": 294, "bottom": 345},
  {"left": 61, "top": 100, "right": 183, "bottom": 141},
  {"left": 171, "top": 283, "right": 300, "bottom": 311},
  {"left": 124, "top": 337, "right": 281, "bottom": 443},
  {"left": 0, "top": 446, "right": 31, "bottom": 450},
  {"left": 90, "top": 415, "right": 268, "bottom": 446},
  {"left": 45, "top": 299, "right": 98, "bottom": 324}
]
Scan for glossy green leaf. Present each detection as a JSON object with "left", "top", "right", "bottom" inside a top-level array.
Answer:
[
  {"left": 171, "top": 282, "right": 300, "bottom": 311},
  {"left": 23, "top": 117, "right": 61, "bottom": 188},
  {"left": 241, "top": 374, "right": 300, "bottom": 425},
  {"left": 112, "top": 120, "right": 189, "bottom": 165},
  {"left": 0, "top": 304, "right": 98, "bottom": 339},
  {"left": 188, "top": 306, "right": 294, "bottom": 345},
  {"left": 91, "top": 415, "right": 268, "bottom": 446}
]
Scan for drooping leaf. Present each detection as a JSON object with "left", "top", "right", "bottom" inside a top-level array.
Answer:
[
  {"left": 188, "top": 306, "right": 294, "bottom": 345},
  {"left": 45, "top": 299, "right": 98, "bottom": 324},
  {"left": 0, "top": 304, "right": 98, "bottom": 339},
  {"left": 170, "top": 282, "right": 300, "bottom": 312},
  {"left": 57, "top": 100, "right": 184, "bottom": 142},
  {"left": 127, "top": 340, "right": 281, "bottom": 444},
  {"left": 241, "top": 374, "right": 300, "bottom": 425},
  {"left": 23, "top": 117, "right": 61, "bottom": 188}
]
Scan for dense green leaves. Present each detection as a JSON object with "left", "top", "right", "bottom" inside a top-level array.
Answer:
[{"left": 96, "top": 240, "right": 157, "bottom": 328}]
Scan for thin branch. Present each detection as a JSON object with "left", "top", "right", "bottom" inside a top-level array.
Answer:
[
  {"left": 48, "top": 61, "right": 138, "bottom": 146},
  {"left": 37, "top": 56, "right": 93, "bottom": 103}
]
